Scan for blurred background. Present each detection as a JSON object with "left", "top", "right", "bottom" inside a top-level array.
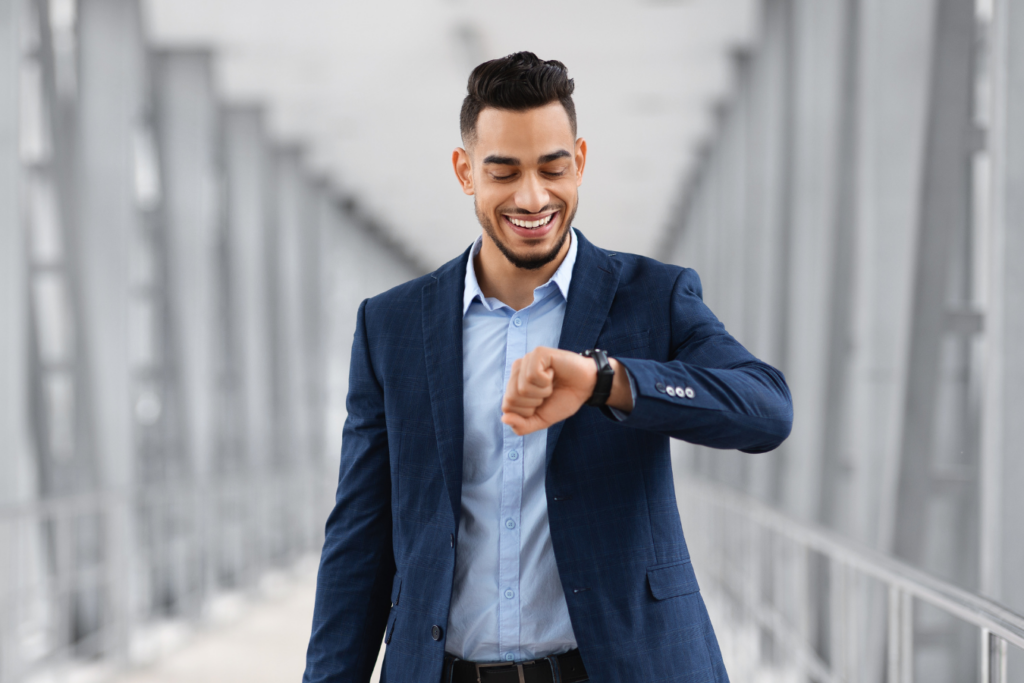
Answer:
[{"left": 2, "top": 0, "right": 1023, "bottom": 681}]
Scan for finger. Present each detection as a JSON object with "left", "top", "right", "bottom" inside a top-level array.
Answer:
[
  {"left": 500, "top": 411, "right": 545, "bottom": 436},
  {"left": 501, "top": 395, "right": 544, "bottom": 417},
  {"left": 503, "top": 402, "right": 539, "bottom": 418},
  {"left": 502, "top": 393, "right": 544, "bottom": 412},
  {"left": 519, "top": 351, "right": 554, "bottom": 396}
]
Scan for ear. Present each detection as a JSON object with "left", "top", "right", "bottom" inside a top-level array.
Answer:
[
  {"left": 574, "top": 138, "right": 587, "bottom": 187},
  {"left": 453, "top": 147, "right": 475, "bottom": 195}
]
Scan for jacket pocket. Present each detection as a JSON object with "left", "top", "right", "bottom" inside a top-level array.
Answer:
[
  {"left": 384, "top": 608, "right": 398, "bottom": 644},
  {"left": 647, "top": 559, "right": 700, "bottom": 600},
  {"left": 599, "top": 329, "right": 650, "bottom": 358}
]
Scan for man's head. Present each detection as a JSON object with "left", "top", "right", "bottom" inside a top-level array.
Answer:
[{"left": 453, "top": 52, "right": 586, "bottom": 271}]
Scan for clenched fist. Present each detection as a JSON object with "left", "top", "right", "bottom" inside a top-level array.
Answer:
[{"left": 500, "top": 346, "right": 633, "bottom": 436}]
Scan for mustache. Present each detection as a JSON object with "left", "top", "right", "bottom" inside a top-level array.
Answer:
[{"left": 498, "top": 204, "right": 563, "bottom": 215}]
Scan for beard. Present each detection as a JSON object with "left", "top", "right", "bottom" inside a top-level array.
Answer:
[{"left": 475, "top": 198, "right": 578, "bottom": 271}]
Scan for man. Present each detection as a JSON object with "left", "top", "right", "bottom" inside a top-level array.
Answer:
[{"left": 304, "top": 52, "right": 792, "bottom": 683}]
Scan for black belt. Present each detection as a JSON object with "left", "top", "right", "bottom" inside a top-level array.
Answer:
[{"left": 444, "top": 648, "right": 588, "bottom": 683}]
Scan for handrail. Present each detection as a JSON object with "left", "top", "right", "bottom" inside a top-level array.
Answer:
[
  {"left": 679, "top": 477, "right": 1023, "bottom": 682},
  {"left": 681, "top": 477, "right": 1024, "bottom": 649}
]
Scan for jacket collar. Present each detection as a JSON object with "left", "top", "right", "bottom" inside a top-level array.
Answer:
[{"left": 422, "top": 230, "right": 621, "bottom": 524}]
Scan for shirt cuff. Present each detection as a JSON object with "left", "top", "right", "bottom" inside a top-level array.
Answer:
[{"left": 606, "top": 367, "right": 637, "bottom": 422}]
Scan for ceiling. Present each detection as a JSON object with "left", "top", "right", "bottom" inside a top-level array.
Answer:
[{"left": 144, "top": 0, "right": 757, "bottom": 269}]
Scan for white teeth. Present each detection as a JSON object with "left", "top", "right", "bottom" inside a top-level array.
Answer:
[{"left": 508, "top": 213, "right": 554, "bottom": 229}]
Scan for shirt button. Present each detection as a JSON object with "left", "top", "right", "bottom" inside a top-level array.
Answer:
[
  {"left": 508, "top": 450, "right": 519, "bottom": 460},
  {"left": 504, "top": 589, "right": 515, "bottom": 599},
  {"left": 431, "top": 625, "right": 443, "bottom": 641},
  {"left": 684, "top": 387, "right": 695, "bottom": 399},
  {"left": 513, "top": 317, "right": 522, "bottom": 327},
  {"left": 505, "top": 518, "right": 516, "bottom": 529},
  {"left": 666, "top": 386, "right": 677, "bottom": 397},
  {"left": 505, "top": 653, "right": 515, "bottom": 661},
  {"left": 655, "top": 381, "right": 666, "bottom": 393}
]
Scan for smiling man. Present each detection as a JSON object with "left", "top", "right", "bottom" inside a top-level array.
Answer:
[{"left": 304, "top": 53, "right": 793, "bottom": 683}]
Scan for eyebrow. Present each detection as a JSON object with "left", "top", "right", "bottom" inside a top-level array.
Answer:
[
  {"left": 482, "top": 149, "right": 572, "bottom": 166},
  {"left": 538, "top": 150, "right": 572, "bottom": 164}
]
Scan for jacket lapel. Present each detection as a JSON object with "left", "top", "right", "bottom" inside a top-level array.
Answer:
[
  {"left": 546, "top": 230, "right": 622, "bottom": 463},
  {"left": 422, "top": 248, "right": 470, "bottom": 526}
]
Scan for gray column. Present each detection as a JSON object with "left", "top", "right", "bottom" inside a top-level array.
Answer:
[
  {"left": 153, "top": 48, "right": 222, "bottom": 609},
  {"left": 983, "top": 2, "right": 1024, "bottom": 678},
  {"left": 892, "top": 0, "right": 978, "bottom": 579},
  {"left": 0, "top": 0, "right": 34, "bottom": 507},
  {"left": 223, "top": 104, "right": 274, "bottom": 581},
  {"left": 744, "top": 0, "right": 794, "bottom": 506},
  {"left": 841, "top": 0, "right": 937, "bottom": 551},
  {"left": 817, "top": 0, "right": 860, "bottom": 536},
  {"left": 776, "top": 0, "right": 847, "bottom": 524},
  {"left": 154, "top": 49, "right": 219, "bottom": 485},
  {"left": 75, "top": 0, "right": 147, "bottom": 657},
  {"left": 268, "top": 145, "right": 311, "bottom": 557}
]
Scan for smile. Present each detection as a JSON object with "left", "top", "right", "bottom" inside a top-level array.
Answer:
[{"left": 505, "top": 213, "right": 555, "bottom": 229}]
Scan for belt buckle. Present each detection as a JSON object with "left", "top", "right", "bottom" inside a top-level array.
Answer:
[{"left": 475, "top": 659, "right": 530, "bottom": 683}]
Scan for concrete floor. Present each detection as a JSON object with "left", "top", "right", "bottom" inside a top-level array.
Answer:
[{"left": 110, "top": 560, "right": 384, "bottom": 683}]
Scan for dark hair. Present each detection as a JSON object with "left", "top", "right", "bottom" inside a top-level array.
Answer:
[{"left": 460, "top": 52, "right": 576, "bottom": 144}]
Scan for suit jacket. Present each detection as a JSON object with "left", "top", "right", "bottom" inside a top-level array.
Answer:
[{"left": 304, "top": 230, "right": 793, "bottom": 683}]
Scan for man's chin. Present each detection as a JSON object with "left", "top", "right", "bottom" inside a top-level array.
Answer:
[{"left": 491, "top": 221, "right": 571, "bottom": 271}]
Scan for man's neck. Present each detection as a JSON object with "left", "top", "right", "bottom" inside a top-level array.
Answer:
[{"left": 474, "top": 232, "right": 571, "bottom": 311}]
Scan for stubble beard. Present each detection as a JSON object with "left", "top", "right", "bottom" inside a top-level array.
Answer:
[{"left": 475, "top": 198, "right": 578, "bottom": 271}]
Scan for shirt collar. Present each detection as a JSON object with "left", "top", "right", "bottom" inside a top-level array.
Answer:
[{"left": 463, "top": 227, "right": 578, "bottom": 316}]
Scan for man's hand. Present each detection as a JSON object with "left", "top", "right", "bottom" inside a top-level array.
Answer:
[{"left": 501, "top": 346, "right": 633, "bottom": 436}]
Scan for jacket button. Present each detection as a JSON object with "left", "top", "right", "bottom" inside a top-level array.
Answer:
[
  {"left": 431, "top": 625, "right": 443, "bottom": 641},
  {"left": 655, "top": 381, "right": 666, "bottom": 393}
]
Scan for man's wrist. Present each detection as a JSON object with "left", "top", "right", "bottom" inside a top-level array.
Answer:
[{"left": 606, "top": 358, "right": 634, "bottom": 413}]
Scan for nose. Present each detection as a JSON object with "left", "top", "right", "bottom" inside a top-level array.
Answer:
[{"left": 514, "top": 172, "right": 550, "bottom": 213}]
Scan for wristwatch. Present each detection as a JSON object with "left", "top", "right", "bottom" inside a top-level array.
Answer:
[{"left": 581, "top": 349, "right": 615, "bottom": 407}]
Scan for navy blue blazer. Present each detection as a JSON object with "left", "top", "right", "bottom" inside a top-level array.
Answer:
[{"left": 304, "top": 231, "right": 793, "bottom": 683}]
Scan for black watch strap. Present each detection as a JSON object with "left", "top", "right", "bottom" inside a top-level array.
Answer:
[{"left": 581, "top": 348, "right": 614, "bottom": 407}]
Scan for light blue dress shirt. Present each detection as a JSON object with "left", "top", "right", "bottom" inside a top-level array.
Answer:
[{"left": 445, "top": 229, "right": 580, "bottom": 663}]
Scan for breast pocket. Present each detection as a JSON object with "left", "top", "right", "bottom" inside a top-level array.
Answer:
[{"left": 598, "top": 329, "right": 650, "bottom": 359}]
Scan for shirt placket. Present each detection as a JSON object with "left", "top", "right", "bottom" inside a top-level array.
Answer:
[{"left": 497, "top": 307, "right": 528, "bottom": 662}]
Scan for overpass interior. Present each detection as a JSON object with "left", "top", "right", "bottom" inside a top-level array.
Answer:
[{"left": 2, "top": 1, "right": 1024, "bottom": 682}]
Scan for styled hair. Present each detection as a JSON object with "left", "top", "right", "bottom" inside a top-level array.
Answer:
[{"left": 460, "top": 51, "right": 577, "bottom": 144}]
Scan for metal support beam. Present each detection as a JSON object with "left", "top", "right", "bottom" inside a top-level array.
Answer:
[
  {"left": 777, "top": 0, "right": 846, "bottom": 525},
  {"left": 893, "top": 0, "right": 977, "bottom": 575},
  {"left": 268, "top": 145, "right": 312, "bottom": 560},
  {"left": 223, "top": 104, "right": 274, "bottom": 584},
  {"left": 891, "top": 1, "right": 979, "bottom": 678},
  {"left": 153, "top": 48, "right": 221, "bottom": 612},
  {"left": 0, "top": 0, "right": 34, "bottom": 507},
  {"left": 983, "top": 0, "right": 1024, "bottom": 679},
  {"left": 75, "top": 0, "right": 147, "bottom": 659},
  {"left": 818, "top": 0, "right": 861, "bottom": 536}
]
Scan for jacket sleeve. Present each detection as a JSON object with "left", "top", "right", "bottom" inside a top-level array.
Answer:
[
  {"left": 304, "top": 299, "right": 395, "bottom": 683},
  {"left": 613, "top": 268, "right": 793, "bottom": 454}
]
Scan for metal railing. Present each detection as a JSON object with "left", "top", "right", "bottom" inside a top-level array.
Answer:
[
  {"left": 678, "top": 477, "right": 1024, "bottom": 683},
  {"left": 0, "top": 471, "right": 332, "bottom": 683}
]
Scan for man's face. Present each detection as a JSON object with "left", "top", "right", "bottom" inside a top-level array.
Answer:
[{"left": 453, "top": 101, "right": 587, "bottom": 270}]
